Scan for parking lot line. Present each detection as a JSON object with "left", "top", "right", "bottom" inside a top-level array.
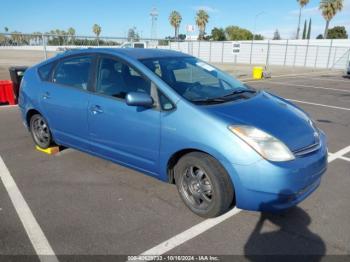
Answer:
[
  {"left": 0, "top": 105, "right": 18, "bottom": 109},
  {"left": 287, "top": 99, "right": 350, "bottom": 111},
  {"left": 242, "top": 71, "right": 341, "bottom": 82},
  {"left": 329, "top": 153, "right": 350, "bottom": 162},
  {"left": 0, "top": 156, "right": 58, "bottom": 262},
  {"left": 328, "top": 146, "right": 350, "bottom": 163},
  {"left": 298, "top": 77, "right": 350, "bottom": 83},
  {"left": 137, "top": 146, "right": 350, "bottom": 258},
  {"left": 138, "top": 207, "right": 241, "bottom": 257},
  {"left": 340, "top": 156, "right": 350, "bottom": 162},
  {"left": 259, "top": 81, "right": 350, "bottom": 93}
]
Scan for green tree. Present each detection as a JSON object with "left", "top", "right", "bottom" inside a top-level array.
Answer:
[
  {"left": 178, "top": 34, "right": 186, "bottom": 40},
  {"left": 316, "top": 34, "right": 324, "bottom": 39},
  {"left": 55, "top": 29, "right": 67, "bottom": 45},
  {"left": 254, "top": 34, "right": 264, "bottom": 40},
  {"left": 67, "top": 27, "right": 76, "bottom": 44},
  {"left": 211, "top": 27, "right": 226, "bottom": 41},
  {"left": 296, "top": 0, "right": 310, "bottom": 39},
  {"left": 225, "top": 26, "right": 253, "bottom": 41},
  {"left": 195, "top": 9, "right": 209, "bottom": 40},
  {"left": 31, "top": 31, "right": 42, "bottom": 44},
  {"left": 127, "top": 27, "right": 140, "bottom": 42},
  {"left": 302, "top": 20, "right": 307, "bottom": 39},
  {"left": 273, "top": 29, "right": 281, "bottom": 40},
  {"left": 2, "top": 27, "right": 9, "bottom": 45},
  {"left": 0, "top": 34, "right": 6, "bottom": 44},
  {"left": 92, "top": 24, "right": 102, "bottom": 45},
  {"left": 327, "top": 26, "right": 348, "bottom": 39},
  {"left": 169, "top": 11, "right": 182, "bottom": 39},
  {"left": 67, "top": 27, "right": 76, "bottom": 36},
  {"left": 11, "top": 31, "right": 24, "bottom": 44},
  {"left": 320, "top": 0, "right": 344, "bottom": 39},
  {"left": 307, "top": 19, "right": 312, "bottom": 39}
]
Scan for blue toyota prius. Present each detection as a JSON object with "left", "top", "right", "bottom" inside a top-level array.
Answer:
[{"left": 19, "top": 48, "right": 328, "bottom": 218}]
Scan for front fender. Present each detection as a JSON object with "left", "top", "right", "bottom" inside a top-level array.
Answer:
[{"left": 159, "top": 142, "right": 253, "bottom": 209}]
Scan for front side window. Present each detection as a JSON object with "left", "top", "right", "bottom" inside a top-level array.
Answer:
[
  {"left": 53, "top": 56, "right": 92, "bottom": 90},
  {"left": 96, "top": 57, "right": 152, "bottom": 99},
  {"left": 140, "top": 57, "right": 256, "bottom": 104}
]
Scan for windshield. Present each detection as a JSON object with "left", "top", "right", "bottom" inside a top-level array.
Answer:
[{"left": 140, "top": 57, "right": 255, "bottom": 104}]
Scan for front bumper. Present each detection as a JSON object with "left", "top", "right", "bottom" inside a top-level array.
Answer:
[{"left": 231, "top": 131, "right": 328, "bottom": 212}]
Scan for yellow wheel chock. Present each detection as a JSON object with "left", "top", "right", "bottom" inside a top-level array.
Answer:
[{"left": 35, "top": 145, "right": 60, "bottom": 155}]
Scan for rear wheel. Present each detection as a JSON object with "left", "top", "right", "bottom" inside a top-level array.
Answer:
[
  {"left": 30, "top": 114, "right": 53, "bottom": 149},
  {"left": 174, "top": 152, "right": 234, "bottom": 218}
]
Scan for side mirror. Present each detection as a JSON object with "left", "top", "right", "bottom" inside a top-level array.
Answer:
[{"left": 126, "top": 92, "right": 154, "bottom": 108}]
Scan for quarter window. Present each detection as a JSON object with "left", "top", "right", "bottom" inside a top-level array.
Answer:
[
  {"left": 158, "top": 92, "right": 175, "bottom": 111},
  {"left": 38, "top": 62, "right": 54, "bottom": 81},
  {"left": 53, "top": 56, "right": 92, "bottom": 90}
]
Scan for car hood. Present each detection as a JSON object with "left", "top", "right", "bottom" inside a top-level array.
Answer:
[{"left": 204, "top": 91, "right": 318, "bottom": 152}]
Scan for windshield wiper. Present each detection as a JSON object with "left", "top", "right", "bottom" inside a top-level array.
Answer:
[
  {"left": 222, "top": 88, "right": 256, "bottom": 98},
  {"left": 191, "top": 88, "right": 257, "bottom": 105},
  {"left": 191, "top": 97, "right": 227, "bottom": 104}
]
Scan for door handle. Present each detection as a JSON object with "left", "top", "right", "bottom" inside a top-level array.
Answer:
[
  {"left": 90, "top": 105, "right": 103, "bottom": 115},
  {"left": 42, "top": 92, "right": 51, "bottom": 100}
]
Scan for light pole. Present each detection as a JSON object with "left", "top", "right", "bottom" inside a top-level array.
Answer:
[{"left": 250, "top": 11, "right": 265, "bottom": 64}]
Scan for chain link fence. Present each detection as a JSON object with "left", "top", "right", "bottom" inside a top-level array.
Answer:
[
  {"left": 166, "top": 39, "right": 350, "bottom": 70},
  {"left": 1, "top": 33, "right": 349, "bottom": 71}
]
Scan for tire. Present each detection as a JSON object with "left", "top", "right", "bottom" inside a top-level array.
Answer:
[
  {"left": 30, "top": 114, "right": 53, "bottom": 149},
  {"left": 174, "top": 152, "right": 234, "bottom": 218}
]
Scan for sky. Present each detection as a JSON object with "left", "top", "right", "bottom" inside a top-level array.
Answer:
[{"left": 1, "top": 0, "right": 349, "bottom": 39}]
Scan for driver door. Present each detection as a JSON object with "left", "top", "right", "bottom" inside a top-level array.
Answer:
[{"left": 88, "top": 55, "right": 161, "bottom": 175}]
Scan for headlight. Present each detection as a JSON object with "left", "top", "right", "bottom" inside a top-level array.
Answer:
[{"left": 229, "top": 125, "right": 295, "bottom": 162}]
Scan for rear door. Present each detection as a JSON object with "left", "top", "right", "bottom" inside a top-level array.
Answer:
[
  {"left": 87, "top": 55, "right": 161, "bottom": 174},
  {"left": 40, "top": 54, "right": 95, "bottom": 150}
]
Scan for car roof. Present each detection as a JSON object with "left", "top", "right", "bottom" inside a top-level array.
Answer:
[{"left": 59, "top": 48, "right": 192, "bottom": 60}]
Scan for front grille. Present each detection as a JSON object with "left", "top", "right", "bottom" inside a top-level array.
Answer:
[{"left": 293, "top": 141, "right": 321, "bottom": 157}]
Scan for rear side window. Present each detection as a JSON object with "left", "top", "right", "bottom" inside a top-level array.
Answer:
[
  {"left": 53, "top": 56, "right": 92, "bottom": 90},
  {"left": 38, "top": 62, "right": 54, "bottom": 81}
]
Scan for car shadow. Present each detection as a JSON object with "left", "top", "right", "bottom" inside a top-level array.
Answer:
[{"left": 244, "top": 192, "right": 326, "bottom": 261}]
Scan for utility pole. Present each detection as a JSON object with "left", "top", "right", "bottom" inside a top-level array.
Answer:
[
  {"left": 150, "top": 7, "right": 158, "bottom": 40},
  {"left": 250, "top": 12, "right": 265, "bottom": 64}
]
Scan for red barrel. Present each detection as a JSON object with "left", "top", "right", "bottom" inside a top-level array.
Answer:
[{"left": 0, "top": 80, "right": 16, "bottom": 105}]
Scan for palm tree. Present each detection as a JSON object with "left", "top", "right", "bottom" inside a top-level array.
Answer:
[
  {"left": 4, "top": 27, "right": 9, "bottom": 32},
  {"left": 32, "top": 31, "right": 42, "bottom": 45},
  {"left": 11, "top": 31, "right": 23, "bottom": 45},
  {"left": 92, "top": 24, "right": 102, "bottom": 46},
  {"left": 296, "top": 0, "right": 310, "bottom": 39},
  {"left": 320, "top": 0, "right": 344, "bottom": 39},
  {"left": 67, "top": 27, "right": 76, "bottom": 36},
  {"left": 195, "top": 9, "right": 209, "bottom": 40},
  {"left": 67, "top": 27, "right": 76, "bottom": 44},
  {"left": 169, "top": 11, "right": 182, "bottom": 39}
]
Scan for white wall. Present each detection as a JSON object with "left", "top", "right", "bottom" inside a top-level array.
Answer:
[
  {"left": 1, "top": 39, "right": 349, "bottom": 69},
  {"left": 168, "top": 39, "right": 350, "bottom": 69}
]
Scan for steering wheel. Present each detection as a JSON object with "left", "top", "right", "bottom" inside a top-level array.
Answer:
[{"left": 186, "top": 82, "right": 203, "bottom": 94}]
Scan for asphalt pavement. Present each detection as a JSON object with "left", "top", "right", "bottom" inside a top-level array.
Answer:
[{"left": 0, "top": 72, "right": 349, "bottom": 261}]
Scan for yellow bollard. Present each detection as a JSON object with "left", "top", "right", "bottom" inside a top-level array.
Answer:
[
  {"left": 35, "top": 145, "right": 60, "bottom": 155},
  {"left": 252, "top": 67, "right": 264, "bottom": 80}
]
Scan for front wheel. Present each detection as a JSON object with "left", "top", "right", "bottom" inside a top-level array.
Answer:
[
  {"left": 174, "top": 152, "right": 234, "bottom": 218},
  {"left": 30, "top": 114, "right": 53, "bottom": 149}
]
